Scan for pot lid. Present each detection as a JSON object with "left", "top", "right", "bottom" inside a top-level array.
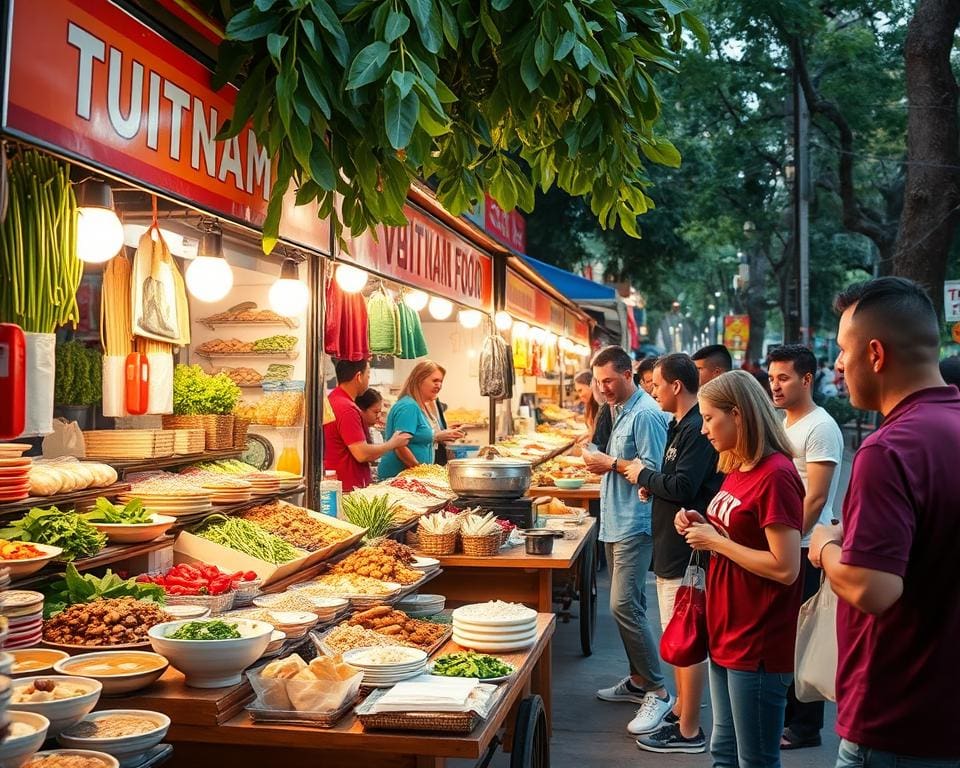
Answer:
[{"left": 448, "top": 456, "right": 532, "bottom": 469}]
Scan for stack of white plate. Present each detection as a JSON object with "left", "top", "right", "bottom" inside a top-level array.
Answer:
[
  {"left": 0, "top": 568, "right": 11, "bottom": 592},
  {"left": 396, "top": 594, "right": 445, "bottom": 618},
  {"left": 305, "top": 597, "right": 350, "bottom": 623},
  {"left": 0, "top": 591, "right": 44, "bottom": 649},
  {"left": 452, "top": 602, "right": 538, "bottom": 652},
  {"left": 409, "top": 557, "right": 440, "bottom": 574},
  {"left": 202, "top": 479, "right": 253, "bottom": 505},
  {"left": 342, "top": 647, "right": 429, "bottom": 687},
  {"left": 245, "top": 474, "right": 282, "bottom": 496},
  {"left": 83, "top": 429, "right": 175, "bottom": 459},
  {"left": 118, "top": 490, "right": 213, "bottom": 517}
]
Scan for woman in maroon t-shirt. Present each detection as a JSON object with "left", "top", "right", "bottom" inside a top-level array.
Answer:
[{"left": 675, "top": 370, "right": 804, "bottom": 768}]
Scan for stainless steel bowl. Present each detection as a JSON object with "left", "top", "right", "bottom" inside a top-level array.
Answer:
[{"left": 447, "top": 453, "right": 532, "bottom": 498}]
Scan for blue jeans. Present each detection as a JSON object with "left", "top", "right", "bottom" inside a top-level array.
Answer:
[
  {"left": 836, "top": 739, "right": 960, "bottom": 768},
  {"left": 604, "top": 535, "right": 664, "bottom": 688},
  {"left": 709, "top": 662, "right": 791, "bottom": 768}
]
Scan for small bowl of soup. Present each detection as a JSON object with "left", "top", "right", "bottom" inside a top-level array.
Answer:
[
  {"left": 53, "top": 653, "right": 168, "bottom": 697},
  {"left": 10, "top": 649, "right": 70, "bottom": 677}
]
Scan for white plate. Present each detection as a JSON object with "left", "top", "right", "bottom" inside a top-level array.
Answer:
[
  {"left": 343, "top": 647, "right": 428, "bottom": 668},
  {"left": 451, "top": 604, "right": 537, "bottom": 627},
  {"left": 452, "top": 634, "right": 537, "bottom": 652},
  {"left": 452, "top": 621, "right": 536, "bottom": 640},
  {"left": 410, "top": 557, "right": 440, "bottom": 571},
  {"left": 1, "top": 543, "right": 64, "bottom": 579}
]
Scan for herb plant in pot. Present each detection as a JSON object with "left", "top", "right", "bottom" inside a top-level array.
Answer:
[
  {"left": 54, "top": 341, "right": 103, "bottom": 430},
  {"left": 164, "top": 365, "right": 240, "bottom": 450}
]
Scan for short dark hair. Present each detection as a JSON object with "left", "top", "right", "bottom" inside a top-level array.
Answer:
[
  {"left": 334, "top": 358, "right": 369, "bottom": 383},
  {"left": 636, "top": 357, "right": 658, "bottom": 378},
  {"left": 835, "top": 277, "right": 939, "bottom": 357},
  {"left": 591, "top": 345, "right": 633, "bottom": 374},
  {"left": 655, "top": 353, "right": 699, "bottom": 394},
  {"left": 355, "top": 388, "right": 383, "bottom": 410},
  {"left": 692, "top": 344, "right": 732, "bottom": 372},
  {"left": 767, "top": 344, "right": 817, "bottom": 379},
  {"left": 941, "top": 355, "right": 960, "bottom": 388}
]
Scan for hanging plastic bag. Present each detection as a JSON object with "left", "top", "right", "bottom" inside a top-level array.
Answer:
[
  {"left": 659, "top": 552, "right": 708, "bottom": 667},
  {"left": 41, "top": 418, "right": 86, "bottom": 458},
  {"left": 131, "top": 229, "right": 182, "bottom": 343},
  {"left": 20, "top": 332, "right": 56, "bottom": 436},
  {"left": 101, "top": 356, "right": 128, "bottom": 418},
  {"left": 794, "top": 575, "right": 838, "bottom": 702},
  {"left": 146, "top": 351, "right": 174, "bottom": 414}
]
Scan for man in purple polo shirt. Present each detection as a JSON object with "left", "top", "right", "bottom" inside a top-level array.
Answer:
[{"left": 810, "top": 277, "right": 960, "bottom": 767}]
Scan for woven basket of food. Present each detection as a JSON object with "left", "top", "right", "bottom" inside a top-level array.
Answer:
[
  {"left": 201, "top": 413, "right": 235, "bottom": 450},
  {"left": 416, "top": 528, "right": 458, "bottom": 556},
  {"left": 460, "top": 532, "right": 501, "bottom": 558},
  {"left": 232, "top": 417, "right": 252, "bottom": 449}
]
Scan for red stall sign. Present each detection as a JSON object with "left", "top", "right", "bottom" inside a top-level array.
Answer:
[{"left": 484, "top": 194, "right": 527, "bottom": 253}]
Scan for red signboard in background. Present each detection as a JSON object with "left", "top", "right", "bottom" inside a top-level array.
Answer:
[
  {"left": 484, "top": 195, "right": 527, "bottom": 253},
  {"left": 724, "top": 315, "right": 750, "bottom": 352},
  {"left": 2, "top": 0, "right": 330, "bottom": 253}
]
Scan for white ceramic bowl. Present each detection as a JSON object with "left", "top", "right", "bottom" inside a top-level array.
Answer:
[
  {"left": 88, "top": 515, "right": 176, "bottom": 545},
  {"left": 24, "top": 749, "right": 118, "bottom": 768},
  {"left": 10, "top": 676, "right": 103, "bottom": 736},
  {"left": 2, "top": 545, "right": 63, "bottom": 580},
  {"left": 53, "top": 652, "right": 168, "bottom": 696},
  {"left": 57, "top": 709, "right": 170, "bottom": 767},
  {"left": 7, "top": 650, "right": 69, "bottom": 678},
  {"left": 147, "top": 619, "right": 272, "bottom": 688},
  {"left": 0, "top": 711, "right": 50, "bottom": 768},
  {"left": 160, "top": 605, "right": 210, "bottom": 621}
]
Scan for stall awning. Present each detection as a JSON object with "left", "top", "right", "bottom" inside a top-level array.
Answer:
[{"left": 521, "top": 256, "right": 616, "bottom": 303}]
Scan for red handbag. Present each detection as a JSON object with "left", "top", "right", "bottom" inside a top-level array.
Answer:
[{"left": 659, "top": 554, "right": 708, "bottom": 667}]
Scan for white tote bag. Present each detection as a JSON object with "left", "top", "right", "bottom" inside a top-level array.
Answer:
[{"left": 794, "top": 576, "right": 838, "bottom": 702}]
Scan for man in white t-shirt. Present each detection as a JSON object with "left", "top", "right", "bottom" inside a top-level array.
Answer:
[{"left": 768, "top": 344, "right": 844, "bottom": 751}]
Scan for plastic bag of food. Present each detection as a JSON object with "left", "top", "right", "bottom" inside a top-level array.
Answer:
[{"left": 249, "top": 653, "right": 363, "bottom": 713}]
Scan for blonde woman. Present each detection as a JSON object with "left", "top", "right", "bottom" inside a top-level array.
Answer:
[
  {"left": 378, "top": 360, "right": 464, "bottom": 479},
  {"left": 674, "top": 369, "right": 804, "bottom": 768}
]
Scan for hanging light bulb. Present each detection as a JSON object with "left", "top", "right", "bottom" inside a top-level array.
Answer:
[
  {"left": 75, "top": 180, "right": 125, "bottom": 263},
  {"left": 494, "top": 311, "right": 513, "bottom": 331},
  {"left": 530, "top": 327, "right": 546, "bottom": 344},
  {"left": 403, "top": 290, "right": 429, "bottom": 312},
  {"left": 335, "top": 263, "right": 368, "bottom": 293},
  {"left": 269, "top": 257, "right": 309, "bottom": 317},
  {"left": 458, "top": 309, "right": 483, "bottom": 329},
  {"left": 185, "top": 223, "right": 233, "bottom": 302},
  {"left": 428, "top": 296, "right": 453, "bottom": 320},
  {"left": 513, "top": 321, "right": 530, "bottom": 339}
]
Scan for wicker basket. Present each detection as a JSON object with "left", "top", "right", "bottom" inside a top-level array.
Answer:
[
  {"left": 416, "top": 526, "right": 458, "bottom": 556},
  {"left": 202, "top": 414, "right": 235, "bottom": 450},
  {"left": 499, "top": 528, "right": 512, "bottom": 547},
  {"left": 171, "top": 428, "right": 206, "bottom": 455},
  {"left": 405, "top": 530, "right": 420, "bottom": 548},
  {"left": 232, "top": 417, "right": 252, "bottom": 450},
  {"left": 162, "top": 414, "right": 205, "bottom": 431},
  {"left": 461, "top": 532, "right": 502, "bottom": 558},
  {"left": 165, "top": 590, "right": 236, "bottom": 615}
]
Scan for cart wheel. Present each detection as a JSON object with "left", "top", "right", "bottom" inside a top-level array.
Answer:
[
  {"left": 579, "top": 536, "right": 597, "bottom": 657},
  {"left": 510, "top": 695, "right": 549, "bottom": 768}
]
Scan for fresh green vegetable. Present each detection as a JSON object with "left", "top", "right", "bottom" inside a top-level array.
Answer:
[
  {"left": 169, "top": 620, "right": 241, "bottom": 640},
  {"left": 83, "top": 497, "right": 153, "bottom": 525},
  {"left": 0, "top": 506, "right": 107, "bottom": 561},
  {"left": 41, "top": 563, "right": 165, "bottom": 619},
  {"left": 263, "top": 364, "right": 294, "bottom": 382},
  {"left": 431, "top": 652, "right": 514, "bottom": 680},
  {"left": 0, "top": 149, "right": 81, "bottom": 333},
  {"left": 341, "top": 493, "right": 397, "bottom": 541},
  {"left": 55, "top": 340, "right": 102, "bottom": 406},
  {"left": 252, "top": 334, "right": 297, "bottom": 353},
  {"left": 173, "top": 364, "right": 241, "bottom": 415},
  {"left": 193, "top": 514, "right": 299, "bottom": 564},
  {"left": 187, "top": 459, "right": 259, "bottom": 475}
]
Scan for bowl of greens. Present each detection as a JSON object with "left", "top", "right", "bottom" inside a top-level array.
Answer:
[
  {"left": 83, "top": 499, "right": 176, "bottom": 545},
  {"left": 429, "top": 652, "right": 515, "bottom": 683},
  {"left": 147, "top": 619, "right": 272, "bottom": 688}
]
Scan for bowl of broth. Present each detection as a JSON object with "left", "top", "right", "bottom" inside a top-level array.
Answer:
[{"left": 53, "top": 653, "right": 168, "bottom": 696}]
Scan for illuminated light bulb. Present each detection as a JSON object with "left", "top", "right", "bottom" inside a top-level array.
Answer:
[
  {"left": 458, "top": 309, "right": 483, "bottom": 329},
  {"left": 403, "top": 290, "right": 429, "bottom": 312},
  {"left": 428, "top": 296, "right": 454, "bottom": 320},
  {"left": 185, "top": 228, "right": 232, "bottom": 302},
  {"left": 513, "top": 322, "right": 530, "bottom": 339},
  {"left": 75, "top": 181, "right": 124, "bottom": 263},
  {"left": 494, "top": 311, "right": 513, "bottom": 331},
  {"left": 269, "top": 258, "right": 309, "bottom": 317},
  {"left": 335, "top": 263, "right": 368, "bottom": 293}
]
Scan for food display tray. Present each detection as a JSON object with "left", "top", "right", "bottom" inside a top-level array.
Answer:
[
  {"left": 246, "top": 696, "right": 357, "bottom": 728},
  {"left": 194, "top": 350, "right": 299, "bottom": 360},
  {"left": 355, "top": 684, "right": 506, "bottom": 733},
  {"left": 312, "top": 623, "right": 452, "bottom": 659}
]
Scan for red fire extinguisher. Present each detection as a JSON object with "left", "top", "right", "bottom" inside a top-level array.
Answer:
[
  {"left": 0, "top": 324, "right": 26, "bottom": 439},
  {"left": 125, "top": 352, "right": 150, "bottom": 415}
]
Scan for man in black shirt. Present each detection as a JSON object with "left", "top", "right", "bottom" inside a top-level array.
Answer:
[{"left": 624, "top": 353, "right": 723, "bottom": 754}]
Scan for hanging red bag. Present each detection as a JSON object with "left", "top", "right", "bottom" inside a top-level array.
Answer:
[{"left": 660, "top": 553, "right": 708, "bottom": 667}]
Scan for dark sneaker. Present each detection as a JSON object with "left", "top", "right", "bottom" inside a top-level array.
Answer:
[
  {"left": 636, "top": 723, "right": 707, "bottom": 754},
  {"left": 596, "top": 677, "right": 647, "bottom": 704},
  {"left": 664, "top": 711, "right": 680, "bottom": 725}
]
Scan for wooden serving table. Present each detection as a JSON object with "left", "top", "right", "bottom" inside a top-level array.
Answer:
[
  {"left": 527, "top": 483, "right": 601, "bottom": 511},
  {"left": 112, "top": 614, "right": 557, "bottom": 768}
]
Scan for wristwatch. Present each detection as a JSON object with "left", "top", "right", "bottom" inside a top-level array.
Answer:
[{"left": 612, "top": 458, "right": 619, "bottom": 473}]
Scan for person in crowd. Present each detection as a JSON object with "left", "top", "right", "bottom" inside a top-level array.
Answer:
[
  {"left": 623, "top": 353, "right": 722, "bottom": 754},
  {"left": 582, "top": 347, "right": 672, "bottom": 736},
  {"left": 809, "top": 277, "right": 960, "bottom": 768},
  {"left": 378, "top": 360, "right": 464, "bottom": 479},
  {"left": 355, "top": 388, "right": 385, "bottom": 443},
  {"left": 676, "top": 369, "right": 804, "bottom": 768},
  {"left": 691, "top": 344, "right": 733, "bottom": 387},
  {"left": 323, "top": 360, "right": 411, "bottom": 491},
  {"left": 940, "top": 354, "right": 960, "bottom": 390},
  {"left": 767, "top": 344, "right": 844, "bottom": 751},
  {"left": 635, "top": 356, "right": 658, "bottom": 395},
  {"left": 574, "top": 369, "right": 600, "bottom": 433}
]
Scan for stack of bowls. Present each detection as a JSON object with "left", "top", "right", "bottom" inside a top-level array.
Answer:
[
  {"left": 396, "top": 594, "right": 446, "bottom": 618},
  {"left": 452, "top": 602, "right": 538, "bottom": 652},
  {"left": 0, "top": 592, "right": 44, "bottom": 650},
  {"left": 342, "top": 647, "right": 428, "bottom": 687}
]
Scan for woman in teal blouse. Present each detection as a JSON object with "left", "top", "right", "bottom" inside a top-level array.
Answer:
[{"left": 379, "top": 360, "right": 465, "bottom": 480}]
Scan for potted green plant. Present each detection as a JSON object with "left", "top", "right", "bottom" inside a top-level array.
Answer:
[
  {"left": 164, "top": 365, "right": 240, "bottom": 449},
  {"left": 54, "top": 340, "right": 102, "bottom": 430}
]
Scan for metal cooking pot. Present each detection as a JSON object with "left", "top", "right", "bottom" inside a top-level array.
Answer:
[
  {"left": 447, "top": 449, "right": 532, "bottom": 498},
  {"left": 520, "top": 529, "right": 561, "bottom": 555}
]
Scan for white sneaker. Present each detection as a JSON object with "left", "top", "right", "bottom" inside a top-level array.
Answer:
[
  {"left": 596, "top": 677, "right": 647, "bottom": 704},
  {"left": 627, "top": 691, "right": 676, "bottom": 735}
]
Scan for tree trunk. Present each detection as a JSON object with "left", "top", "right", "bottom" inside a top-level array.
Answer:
[
  {"left": 893, "top": 0, "right": 960, "bottom": 316},
  {"left": 746, "top": 246, "right": 769, "bottom": 362}
]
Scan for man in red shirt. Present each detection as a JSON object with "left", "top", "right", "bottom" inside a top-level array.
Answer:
[
  {"left": 810, "top": 277, "right": 960, "bottom": 766},
  {"left": 323, "top": 359, "right": 411, "bottom": 491}
]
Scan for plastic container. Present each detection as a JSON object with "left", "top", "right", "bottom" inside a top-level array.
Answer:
[
  {"left": 319, "top": 470, "right": 341, "bottom": 518},
  {"left": 257, "top": 381, "right": 305, "bottom": 427}
]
